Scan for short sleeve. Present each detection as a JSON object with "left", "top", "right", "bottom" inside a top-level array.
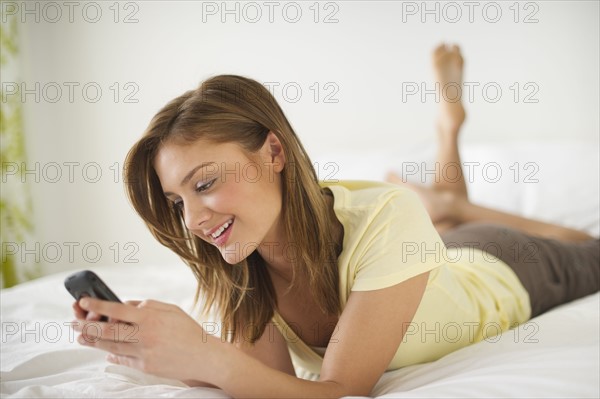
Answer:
[{"left": 349, "top": 189, "right": 446, "bottom": 291}]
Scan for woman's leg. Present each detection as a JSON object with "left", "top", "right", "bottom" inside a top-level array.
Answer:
[
  {"left": 430, "top": 43, "right": 467, "bottom": 198},
  {"left": 387, "top": 44, "right": 599, "bottom": 317},
  {"left": 386, "top": 44, "right": 595, "bottom": 243},
  {"left": 438, "top": 222, "right": 599, "bottom": 317}
]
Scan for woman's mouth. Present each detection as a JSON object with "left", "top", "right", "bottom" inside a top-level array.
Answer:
[{"left": 211, "top": 218, "right": 234, "bottom": 246}]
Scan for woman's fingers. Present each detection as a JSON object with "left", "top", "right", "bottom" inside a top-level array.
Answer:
[
  {"left": 76, "top": 321, "right": 139, "bottom": 342},
  {"left": 79, "top": 297, "right": 141, "bottom": 323},
  {"left": 87, "top": 312, "right": 103, "bottom": 321},
  {"left": 72, "top": 301, "right": 103, "bottom": 321},
  {"left": 108, "top": 301, "right": 141, "bottom": 322},
  {"left": 105, "top": 353, "right": 143, "bottom": 370},
  {"left": 72, "top": 301, "right": 87, "bottom": 319},
  {"left": 77, "top": 326, "right": 141, "bottom": 358},
  {"left": 75, "top": 298, "right": 174, "bottom": 324},
  {"left": 72, "top": 300, "right": 209, "bottom": 382},
  {"left": 103, "top": 300, "right": 142, "bottom": 322},
  {"left": 136, "top": 299, "right": 177, "bottom": 311}
]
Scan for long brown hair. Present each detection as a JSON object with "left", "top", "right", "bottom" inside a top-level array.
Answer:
[{"left": 124, "top": 75, "right": 341, "bottom": 344}]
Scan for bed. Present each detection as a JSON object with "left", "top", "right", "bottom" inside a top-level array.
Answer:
[{"left": 1, "top": 140, "right": 599, "bottom": 398}]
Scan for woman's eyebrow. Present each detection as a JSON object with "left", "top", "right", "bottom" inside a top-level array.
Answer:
[{"left": 164, "top": 162, "right": 214, "bottom": 196}]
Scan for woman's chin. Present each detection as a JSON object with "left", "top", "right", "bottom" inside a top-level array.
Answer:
[
  {"left": 221, "top": 252, "right": 241, "bottom": 264},
  {"left": 217, "top": 240, "right": 260, "bottom": 264},
  {"left": 220, "top": 246, "right": 250, "bottom": 265}
]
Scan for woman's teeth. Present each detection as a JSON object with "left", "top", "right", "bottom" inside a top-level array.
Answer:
[{"left": 211, "top": 219, "right": 233, "bottom": 239}]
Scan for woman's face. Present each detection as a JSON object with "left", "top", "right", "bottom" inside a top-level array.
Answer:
[{"left": 154, "top": 132, "right": 286, "bottom": 264}]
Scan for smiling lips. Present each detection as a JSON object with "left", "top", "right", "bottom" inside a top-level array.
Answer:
[{"left": 209, "top": 219, "right": 234, "bottom": 240}]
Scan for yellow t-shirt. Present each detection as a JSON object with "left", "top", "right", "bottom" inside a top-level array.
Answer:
[{"left": 272, "top": 180, "right": 531, "bottom": 375}]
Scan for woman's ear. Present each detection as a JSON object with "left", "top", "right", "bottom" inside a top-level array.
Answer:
[{"left": 263, "top": 131, "right": 286, "bottom": 173}]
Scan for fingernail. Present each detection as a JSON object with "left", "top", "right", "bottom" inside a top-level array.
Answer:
[{"left": 80, "top": 298, "right": 90, "bottom": 309}]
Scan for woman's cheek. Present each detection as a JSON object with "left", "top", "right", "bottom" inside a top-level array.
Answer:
[{"left": 215, "top": 181, "right": 244, "bottom": 210}]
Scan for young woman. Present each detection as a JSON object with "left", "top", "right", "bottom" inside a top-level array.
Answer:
[{"left": 72, "top": 44, "right": 599, "bottom": 398}]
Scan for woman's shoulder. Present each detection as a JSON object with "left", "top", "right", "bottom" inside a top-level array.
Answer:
[
  {"left": 320, "top": 179, "right": 419, "bottom": 209},
  {"left": 329, "top": 180, "right": 446, "bottom": 299}
]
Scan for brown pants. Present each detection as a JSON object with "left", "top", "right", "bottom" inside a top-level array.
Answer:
[{"left": 439, "top": 222, "right": 600, "bottom": 318}]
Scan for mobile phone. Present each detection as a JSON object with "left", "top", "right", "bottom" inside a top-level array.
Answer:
[{"left": 65, "top": 270, "right": 122, "bottom": 321}]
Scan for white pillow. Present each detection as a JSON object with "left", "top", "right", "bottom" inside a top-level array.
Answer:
[{"left": 311, "top": 140, "right": 599, "bottom": 237}]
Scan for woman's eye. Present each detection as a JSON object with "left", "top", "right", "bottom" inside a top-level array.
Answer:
[
  {"left": 172, "top": 200, "right": 183, "bottom": 212},
  {"left": 196, "top": 178, "right": 216, "bottom": 193},
  {"left": 169, "top": 178, "right": 215, "bottom": 212}
]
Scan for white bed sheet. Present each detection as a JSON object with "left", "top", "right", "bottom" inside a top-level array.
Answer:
[
  {"left": 2, "top": 140, "right": 599, "bottom": 398},
  {"left": 1, "top": 264, "right": 598, "bottom": 398}
]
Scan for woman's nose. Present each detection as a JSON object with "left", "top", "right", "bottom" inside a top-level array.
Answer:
[{"left": 182, "top": 203, "right": 211, "bottom": 231}]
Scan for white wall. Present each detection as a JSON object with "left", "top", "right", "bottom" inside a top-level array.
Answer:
[{"left": 6, "top": 0, "right": 599, "bottom": 275}]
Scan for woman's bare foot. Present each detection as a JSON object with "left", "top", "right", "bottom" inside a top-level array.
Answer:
[{"left": 433, "top": 43, "right": 466, "bottom": 137}]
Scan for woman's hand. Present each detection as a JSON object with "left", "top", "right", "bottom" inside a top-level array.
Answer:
[{"left": 71, "top": 298, "right": 220, "bottom": 383}]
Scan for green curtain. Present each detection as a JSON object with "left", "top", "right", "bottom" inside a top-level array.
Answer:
[{"left": 1, "top": 12, "right": 38, "bottom": 287}]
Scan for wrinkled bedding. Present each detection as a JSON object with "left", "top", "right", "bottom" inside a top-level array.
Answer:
[
  {"left": 2, "top": 140, "right": 598, "bottom": 398},
  {"left": 1, "top": 264, "right": 598, "bottom": 398}
]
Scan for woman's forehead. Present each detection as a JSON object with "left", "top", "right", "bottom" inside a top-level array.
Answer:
[{"left": 154, "top": 139, "right": 254, "bottom": 174}]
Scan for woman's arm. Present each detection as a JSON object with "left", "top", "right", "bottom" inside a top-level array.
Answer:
[
  {"left": 202, "top": 271, "right": 431, "bottom": 398},
  {"left": 234, "top": 321, "right": 296, "bottom": 376},
  {"left": 183, "top": 320, "right": 295, "bottom": 387},
  {"left": 74, "top": 270, "right": 429, "bottom": 397}
]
